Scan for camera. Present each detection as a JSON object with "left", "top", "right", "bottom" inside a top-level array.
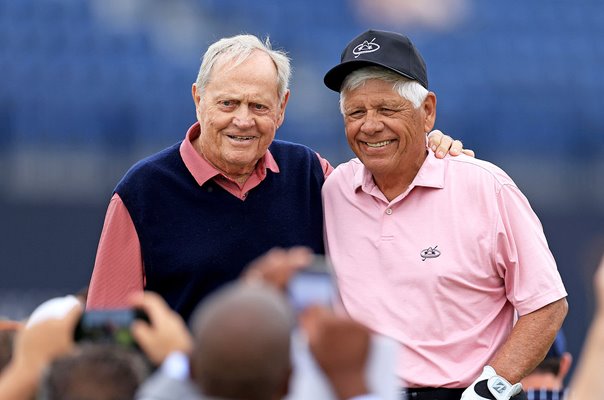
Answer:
[
  {"left": 287, "top": 255, "right": 337, "bottom": 313},
  {"left": 74, "top": 309, "right": 149, "bottom": 349}
]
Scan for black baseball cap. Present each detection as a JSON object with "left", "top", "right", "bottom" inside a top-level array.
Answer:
[{"left": 324, "top": 29, "right": 428, "bottom": 92}]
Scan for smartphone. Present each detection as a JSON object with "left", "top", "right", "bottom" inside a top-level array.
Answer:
[
  {"left": 74, "top": 309, "right": 149, "bottom": 349},
  {"left": 287, "top": 256, "right": 337, "bottom": 313}
]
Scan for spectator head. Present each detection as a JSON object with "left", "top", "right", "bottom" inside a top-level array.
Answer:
[
  {"left": 521, "top": 330, "right": 572, "bottom": 390},
  {"left": 190, "top": 282, "right": 294, "bottom": 400},
  {"left": 38, "top": 344, "right": 150, "bottom": 400}
]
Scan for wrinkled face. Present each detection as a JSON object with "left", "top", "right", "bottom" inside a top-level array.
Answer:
[
  {"left": 342, "top": 79, "right": 435, "bottom": 178},
  {"left": 192, "top": 51, "right": 289, "bottom": 179}
]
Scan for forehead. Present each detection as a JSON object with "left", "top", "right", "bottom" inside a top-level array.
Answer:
[
  {"left": 344, "top": 79, "right": 408, "bottom": 106},
  {"left": 207, "top": 51, "right": 279, "bottom": 94}
]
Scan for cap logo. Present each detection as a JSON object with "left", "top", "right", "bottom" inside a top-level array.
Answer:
[{"left": 352, "top": 38, "right": 380, "bottom": 58}]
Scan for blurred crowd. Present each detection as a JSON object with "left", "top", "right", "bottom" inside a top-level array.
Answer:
[
  {"left": 0, "top": 248, "right": 382, "bottom": 400},
  {"left": 0, "top": 250, "right": 603, "bottom": 399}
]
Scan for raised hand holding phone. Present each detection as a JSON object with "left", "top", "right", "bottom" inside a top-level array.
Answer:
[
  {"left": 73, "top": 308, "right": 149, "bottom": 349},
  {"left": 287, "top": 255, "right": 337, "bottom": 314}
]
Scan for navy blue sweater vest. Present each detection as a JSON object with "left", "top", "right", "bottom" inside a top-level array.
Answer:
[{"left": 115, "top": 140, "right": 325, "bottom": 321}]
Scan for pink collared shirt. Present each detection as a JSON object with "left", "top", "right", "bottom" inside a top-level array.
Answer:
[
  {"left": 87, "top": 123, "right": 332, "bottom": 309},
  {"left": 322, "top": 151, "right": 567, "bottom": 388}
]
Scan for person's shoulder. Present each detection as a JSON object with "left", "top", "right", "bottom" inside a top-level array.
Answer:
[
  {"left": 269, "top": 140, "right": 324, "bottom": 173},
  {"left": 270, "top": 139, "right": 315, "bottom": 153},
  {"left": 332, "top": 157, "right": 363, "bottom": 174},
  {"left": 269, "top": 140, "right": 321, "bottom": 165},
  {"left": 115, "top": 142, "right": 182, "bottom": 194},
  {"left": 135, "top": 370, "right": 202, "bottom": 400},
  {"left": 132, "top": 142, "right": 182, "bottom": 170},
  {"left": 323, "top": 158, "right": 362, "bottom": 188},
  {"left": 122, "top": 142, "right": 182, "bottom": 178},
  {"left": 446, "top": 154, "right": 516, "bottom": 189}
]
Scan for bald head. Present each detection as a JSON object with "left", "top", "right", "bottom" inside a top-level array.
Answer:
[{"left": 190, "top": 283, "right": 293, "bottom": 400}]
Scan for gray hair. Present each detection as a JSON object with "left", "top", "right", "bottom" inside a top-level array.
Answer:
[
  {"left": 195, "top": 34, "right": 291, "bottom": 102},
  {"left": 340, "top": 66, "right": 429, "bottom": 114}
]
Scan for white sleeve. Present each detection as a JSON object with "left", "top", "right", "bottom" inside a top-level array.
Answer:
[{"left": 348, "top": 395, "right": 382, "bottom": 400}]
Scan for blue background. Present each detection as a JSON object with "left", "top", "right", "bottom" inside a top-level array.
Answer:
[{"left": 1, "top": 0, "right": 602, "bottom": 382}]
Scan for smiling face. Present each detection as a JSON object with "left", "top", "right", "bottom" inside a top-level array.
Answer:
[
  {"left": 192, "top": 50, "right": 289, "bottom": 182},
  {"left": 342, "top": 78, "right": 436, "bottom": 193}
]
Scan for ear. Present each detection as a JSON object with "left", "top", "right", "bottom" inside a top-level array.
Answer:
[
  {"left": 276, "top": 90, "right": 290, "bottom": 127},
  {"left": 557, "top": 352, "right": 573, "bottom": 381},
  {"left": 192, "top": 83, "right": 202, "bottom": 111},
  {"left": 422, "top": 92, "right": 437, "bottom": 132}
]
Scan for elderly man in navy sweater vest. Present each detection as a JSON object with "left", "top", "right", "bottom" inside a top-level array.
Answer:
[{"left": 86, "top": 34, "right": 465, "bottom": 321}]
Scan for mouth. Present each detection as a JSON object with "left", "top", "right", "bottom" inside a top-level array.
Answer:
[
  {"left": 227, "top": 135, "right": 257, "bottom": 142},
  {"left": 363, "top": 140, "right": 393, "bottom": 148}
]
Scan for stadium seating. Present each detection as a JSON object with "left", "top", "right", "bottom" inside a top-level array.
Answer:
[{"left": 0, "top": 0, "right": 602, "bottom": 161}]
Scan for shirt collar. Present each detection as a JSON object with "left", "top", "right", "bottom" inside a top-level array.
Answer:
[
  {"left": 352, "top": 149, "right": 446, "bottom": 194},
  {"left": 179, "top": 122, "right": 280, "bottom": 187}
]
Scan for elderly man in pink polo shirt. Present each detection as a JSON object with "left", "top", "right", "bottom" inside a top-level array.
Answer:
[{"left": 322, "top": 30, "right": 568, "bottom": 400}]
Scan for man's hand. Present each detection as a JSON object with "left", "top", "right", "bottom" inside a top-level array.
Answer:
[
  {"left": 242, "top": 246, "right": 313, "bottom": 291},
  {"left": 461, "top": 366, "right": 525, "bottom": 400},
  {"left": 129, "top": 291, "right": 193, "bottom": 366},
  {"left": 0, "top": 304, "right": 82, "bottom": 400},
  {"left": 300, "top": 306, "right": 371, "bottom": 400},
  {"left": 428, "top": 130, "right": 475, "bottom": 158}
]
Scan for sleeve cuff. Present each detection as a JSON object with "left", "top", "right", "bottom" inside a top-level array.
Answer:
[{"left": 160, "top": 351, "right": 190, "bottom": 381}]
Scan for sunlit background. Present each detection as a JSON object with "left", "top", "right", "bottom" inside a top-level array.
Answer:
[{"left": 1, "top": 0, "right": 603, "bottom": 379}]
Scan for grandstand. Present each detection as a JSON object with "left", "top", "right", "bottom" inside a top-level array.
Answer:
[{"left": 1, "top": 0, "right": 603, "bottom": 203}]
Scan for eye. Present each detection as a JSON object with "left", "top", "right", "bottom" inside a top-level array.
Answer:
[
  {"left": 379, "top": 108, "right": 396, "bottom": 116},
  {"left": 251, "top": 103, "right": 269, "bottom": 112},
  {"left": 347, "top": 110, "right": 366, "bottom": 119},
  {"left": 219, "top": 100, "right": 237, "bottom": 109}
]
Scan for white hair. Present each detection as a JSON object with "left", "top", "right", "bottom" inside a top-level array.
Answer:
[
  {"left": 339, "top": 66, "right": 429, "bottom": 114},
  {"left": 195, "top": 34, "right": 291, "bottom": 102}
]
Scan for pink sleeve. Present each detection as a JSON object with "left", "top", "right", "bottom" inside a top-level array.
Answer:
[
  {"left": 316, "top": 152, "right": 334, "bottom": 178},
  {"left": 493, "top": 184, "right": 567, "bottom": 316},
  {"left": 86, "top": 193, "right": 145, "bottom": 309}
]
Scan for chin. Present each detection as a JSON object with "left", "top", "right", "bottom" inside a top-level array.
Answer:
[{"left": 227, "top": 154, "right": 260, "bottom": 168}]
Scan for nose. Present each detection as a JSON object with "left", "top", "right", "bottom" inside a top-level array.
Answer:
[
  {"left": 232, "top": 106, "right": 255, "bottom": 130},
  {"left": 360, "top": 111, "right": 384, "bottom": 135}
]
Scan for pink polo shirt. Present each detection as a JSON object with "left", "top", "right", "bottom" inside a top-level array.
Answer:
[
  {"left": 322, "top": 151, "right": 567, "bottom": 388},
  {"left": 87, "top": 122, "right": 332, "bottom": 309}
]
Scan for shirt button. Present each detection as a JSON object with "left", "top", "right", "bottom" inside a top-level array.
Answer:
[
  {"left": 242, "top": 192, "right": 248, "bottom": 199},
  {"left": 385, "top": 208, "right": 393, "bottom": 215}
]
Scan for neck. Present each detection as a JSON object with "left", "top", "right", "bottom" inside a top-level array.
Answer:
[
  {"left": 373, "top": 150, "right": 427, "bottom": 202},
  {"left": 229, "top": 172, "right": 253, "bottom": 185},
  {"left": 194, "top": 137, "right": 255, "bottom": 185}
]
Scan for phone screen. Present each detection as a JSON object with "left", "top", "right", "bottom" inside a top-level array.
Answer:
[
  {"left": 288, "top": 256, "right": 336, "bottom": 313},
  {"left": 74, "top": 309, "right": 148, "bottom": 348}
]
